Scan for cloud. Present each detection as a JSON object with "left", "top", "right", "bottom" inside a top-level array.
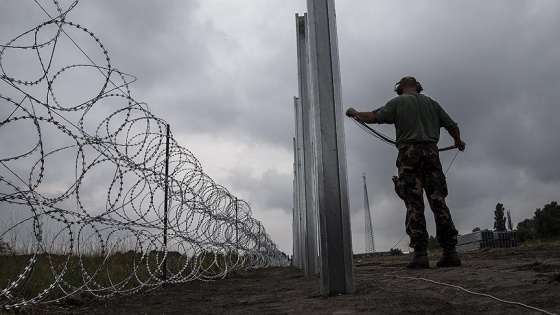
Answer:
[{"left": 2, "top": 0, "right": 560, "bottom": 256}]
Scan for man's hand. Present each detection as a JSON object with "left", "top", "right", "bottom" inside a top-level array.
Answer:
[
  {"left": 455, "top": 140, "right": 466, "bottom": 151},
  {"left": 346, "top": 107, "right": 357, "bottom": 118},
  {"left": 445, "top": 124, "right": 466, "bottom": 151},
  {"left": 345, "top": 108, "right": 377, "bottom": 124}
]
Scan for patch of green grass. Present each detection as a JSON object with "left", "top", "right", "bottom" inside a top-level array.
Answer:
[{"left": 1, "top": 250, "right": 245, "bottom": 305}]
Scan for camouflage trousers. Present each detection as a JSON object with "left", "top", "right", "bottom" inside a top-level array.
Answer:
[{"left": 393, "top": 143, "right": 458, "bottom": 250}]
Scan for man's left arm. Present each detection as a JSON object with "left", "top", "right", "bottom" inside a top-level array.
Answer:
[{"left": 445, "top": 124, "right": 466, "bottom": 151}]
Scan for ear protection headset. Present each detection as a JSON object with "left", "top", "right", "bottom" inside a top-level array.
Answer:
[{"left": 394, "top": 79, "right": 423, "bottom": 95}]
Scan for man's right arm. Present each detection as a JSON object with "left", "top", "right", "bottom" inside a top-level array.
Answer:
[
  {"left": 345, "top": 107, "right": 378, "bottom": 124},
  {"left": 445, "top": 124, "right": 466, "bottom": 151}
]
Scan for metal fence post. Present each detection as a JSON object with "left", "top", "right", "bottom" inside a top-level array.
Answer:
[
  {"left": 306, "top": 0, "right": 355, "bottom": 295},
  {"left": 296, "top": 13, "right": 320, "bottom": 276},
  {"left": 163, "top": 124, "right": 170, "bottom": 280}
]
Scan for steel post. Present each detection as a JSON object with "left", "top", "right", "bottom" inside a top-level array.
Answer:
[
  {"left": 296, "top": 13, "right": 320, "bottom": 276},
  {"left": 306, "top": 0, "right": 355, "bottom": 295}
]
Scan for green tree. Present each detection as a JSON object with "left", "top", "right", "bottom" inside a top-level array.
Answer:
[
  {"left": 389, "top": 248, "right": 403, "bottom": 256},
  {"left": 534, "top": 201, "right": 560, "bottom": 240},
  {"left": 494, "top": 203, "right": 506, "bottom": 231},
  {"left": 472, "top": 227, "right": 481, "bottom": 232},
  {"left": 0, "top": 238, "right": 12, "bottom": 255},
  {"left": 516, "top": 218, "right": 536, "bottom": 242}
]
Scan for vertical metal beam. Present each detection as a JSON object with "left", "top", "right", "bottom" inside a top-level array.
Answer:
[
  {"left": 235, "top": 197, "right": 239, "bottom": 250},
  {"left": 257, "top": 222, "right": 262, "bottom": 251},
  {"left": 306, "top": 0, "right": 355, "bottom": 295},
  {"left": 292, "top": 137, "right": 303, "bottom": 269},
  {"left": 292, "top": 137, "right": 301, "bottom": 268},
  {"left": 293, "top": 97, "right": 308, "bottom": 270},
  {"left": 296, "top": 13, "right": 319, "bottom": 276},
  {"left": 163, "top": 124, "right": 170, "bottom": 280}
]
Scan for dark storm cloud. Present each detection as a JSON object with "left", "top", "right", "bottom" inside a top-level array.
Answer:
[
  {"left": 68, "top": 0, "right": 248, "bottom": 137},
  {"left": 226, "top": 168, "right": 293, "bottom": 214},
  {"left": 337, "top": 1, "right": 560, "bottom": 251},
  {"left": 75, "top": 1, "right": 206, "bottom": 87},
  {"left": 3, "top": 1, "right": 559, "bottom": 254}
]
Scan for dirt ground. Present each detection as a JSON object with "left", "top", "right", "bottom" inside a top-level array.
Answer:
[{"left": 19, "top": 244, "right": 560, "bottom": 315}]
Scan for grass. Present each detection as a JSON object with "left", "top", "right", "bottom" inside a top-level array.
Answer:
[{"left": 0, "top": 250, "right": 244, "bottom": 306}]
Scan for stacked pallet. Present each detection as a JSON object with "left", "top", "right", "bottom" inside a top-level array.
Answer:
[
  {"left": 456, "top": 229, "right": 517, "bottom": 252},
  {"left": 492, "top": 231, "right": 518, "bottom": 248}
]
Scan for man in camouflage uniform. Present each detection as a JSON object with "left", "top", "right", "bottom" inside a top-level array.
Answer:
[{"left": 346, "top": 76, "right": 466, "bottom": 269}]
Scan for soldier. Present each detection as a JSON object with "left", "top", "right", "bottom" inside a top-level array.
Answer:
[{"left": 346, "top": 76, "right": 466, "bottom": 269}]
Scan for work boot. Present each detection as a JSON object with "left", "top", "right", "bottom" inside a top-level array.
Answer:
[
  {"left": 437, "top": 249, "right": 461, "bottom": 267},
  {"left": 406, "top": 249, "right": 429, "bottom": 269}
]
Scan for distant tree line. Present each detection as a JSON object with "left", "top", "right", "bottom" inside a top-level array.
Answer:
[
  {"left": 0, "top": 238, "right": 12, "bottom": 255},
  {"left": 469, "top": 203, "right": 514, "bottom": 233},
  {"left": 464, "top": 201, "right": 560, "bottom": 245},
  {"left": 471, "top": 201, "right": 560, "bottom": 243},
  {"left": 516, "top": 201, "right": 560, "bottom": 242}
]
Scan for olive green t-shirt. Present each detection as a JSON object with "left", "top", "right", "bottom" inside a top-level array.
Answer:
[{"left": 374, "top": 94, "right": 457, "bottom": 148}]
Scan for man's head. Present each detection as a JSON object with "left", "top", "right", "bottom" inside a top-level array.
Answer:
[{"left": 394, "top": 76, "right": 423, "bottom": 95}]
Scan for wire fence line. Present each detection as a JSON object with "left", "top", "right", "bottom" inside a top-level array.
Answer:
[{"left": 0, "top": 1, "right": 288, "bottom": 308}]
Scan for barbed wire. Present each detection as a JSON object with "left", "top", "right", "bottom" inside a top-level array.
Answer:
[{"left": 0, "top": 1, "right": 288, "bottom": 309}]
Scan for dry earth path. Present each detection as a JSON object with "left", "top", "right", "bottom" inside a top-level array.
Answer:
[{"left": 18, "top": 244, "right": 560, "bottom": 314}]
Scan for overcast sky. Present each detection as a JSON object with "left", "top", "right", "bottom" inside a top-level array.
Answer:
[{"left": 2, "top": 0, "right": 559, "bottom": 256}]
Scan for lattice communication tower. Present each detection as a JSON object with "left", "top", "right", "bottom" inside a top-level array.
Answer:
[{"left": 363, "top": 173, "right": 375, "bottom": 253}]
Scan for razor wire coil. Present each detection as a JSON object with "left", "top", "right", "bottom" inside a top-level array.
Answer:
[{"left": 0, "top": 0, "right": 289, "bottom": 309}]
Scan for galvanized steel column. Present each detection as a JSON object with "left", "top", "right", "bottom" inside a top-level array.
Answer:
[
  {"left": 293, "top": 97, "right": 307, "bottom": 270},
  {"left": 306, "top": 0, "right": 355, "bottom": 295},
  {"left": 295, "top": 13, "right": 319, "bottom": 276},
  {"left": 292, "top": 137, "right": 301, "bottom": 268}
]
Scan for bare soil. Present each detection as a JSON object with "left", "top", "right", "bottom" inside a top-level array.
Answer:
[{"left": 19, "top": 244, "right": 560, "bottom": 314}]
